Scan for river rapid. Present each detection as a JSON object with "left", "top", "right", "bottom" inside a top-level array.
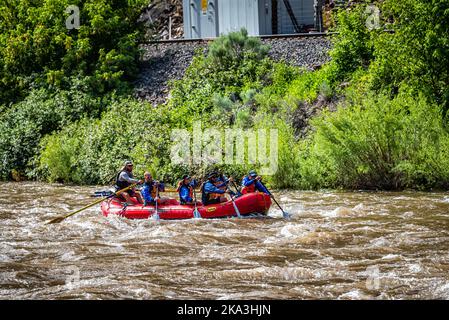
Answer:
[{"left": 1, "top": 182, "right": 449, "bottom": 299}]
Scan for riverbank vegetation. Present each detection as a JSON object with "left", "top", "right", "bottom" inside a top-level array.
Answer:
[{"left": 2, "top": 0, "right": 449, "bottom": 190}]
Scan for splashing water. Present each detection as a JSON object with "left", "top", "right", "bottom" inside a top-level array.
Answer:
[{"left": 1, "top": 182, "right": 449, "bottom": 299}]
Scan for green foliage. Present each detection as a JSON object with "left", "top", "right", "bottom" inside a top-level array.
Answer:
[
  {"left": 0, "top": 87, "right": 110, "bottom": 180},
  {"left": 207, "top": 28, "right": 270, "bottom": 71},
  {"left": 371, "top": 0, "right": 449, "bottom": 112},
  {"left": 6, "top": 5, "right": 449, "bottom": 193},
  {"left": 266, "top": 118, "right": 302, "bottom": 189},
  {"left": 0, "top": 0, "right": 146, "bottom": 180},
  {"left": 37, "top": 98, "right": 169, "bottom": 184},
  {"left": 36, "top": 26, "right": 303, "bottom": 186},
  {"left": 327, "top": 5, "right": 374, "bottom": 83},
  {"left": 300, "top": 90, "right": 449, "bottom": 190},
  {"left": 286, "top": 66, "right": 333, "bottom": 104},
  {"left": 168, "top": 29, "right": 275, "bottom": 125},
  {"left": 0, "top": 0, "right": 146, "bottom": 104}
]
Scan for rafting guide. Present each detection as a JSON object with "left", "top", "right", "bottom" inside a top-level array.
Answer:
[{"left": 170, "top": 121, "right": 278, "bottom": 175}]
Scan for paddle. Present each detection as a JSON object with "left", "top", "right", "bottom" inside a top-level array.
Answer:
[
  {"left": 192, "top": 187, "right": 201, "bottom": 219},
  {"left": 153, "top": 184, "right": 160, "bottom": 220},
  {"left": 47, "top": 184, "right": 138, "bottom": 224},
  {"left": 260, "top": 181, "right": 291, "bottom": 219},
  {"left": 227, "top": 187, "right": 241, "bottom": 218},
  {"left": 231, "top": 180, "right": 242, "bottom": 196}
]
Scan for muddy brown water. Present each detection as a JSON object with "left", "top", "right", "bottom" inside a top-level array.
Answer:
[{"left": 1, "top": 182, "right": 449, "bottom": 299}]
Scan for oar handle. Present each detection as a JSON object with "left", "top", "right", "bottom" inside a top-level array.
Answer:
[
  {"left": 116, "top": 183, "right": 138, "bottom": 196},
  {"left": 226, "top": 186, "right": 241, "bottom": 218},
  {"left": 231, "top": 180, "right": 242, "bottom": 195}
]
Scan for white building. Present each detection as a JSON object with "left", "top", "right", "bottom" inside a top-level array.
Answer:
[{"left": 183, "top": 0, "right": 324, "bottom": 39}]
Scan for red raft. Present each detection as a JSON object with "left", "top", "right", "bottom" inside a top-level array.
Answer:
[{"left": 101, "top": 192, "right": 272, "bottom": 220}]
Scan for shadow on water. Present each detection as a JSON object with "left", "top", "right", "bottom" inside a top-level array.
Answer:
[{"left": 1, "top": 182, "right": 449, "bottom": 299}]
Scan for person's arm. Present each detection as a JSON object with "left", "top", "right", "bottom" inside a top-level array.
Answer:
[
  {"left": 215, "top": 181, "right": 227, "bottom": 188},
  {"left": 204, "top": 183, "right": 226, "bottom": 194},
  {"left": 242, "top": 177, "right": 256, "bottom": 187},
  {"left": 255, "top": 181, "right": 270, "bottom": 194},
  {"left": 158, "top": 182, "right": 165, "bottom": 192},
  {"left": 120, "top": 172, "right": 140, "bottom": 184}
]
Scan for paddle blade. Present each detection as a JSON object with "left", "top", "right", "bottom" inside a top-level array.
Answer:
[
  {"left": 47, "top": 216, "right": 66, "bottom": 224},
  {"left": 282, "top": 211, "right": 291, "bottom": 220},
  {"left": 193, "top": 208, "right": 201, "bottom": 219}
]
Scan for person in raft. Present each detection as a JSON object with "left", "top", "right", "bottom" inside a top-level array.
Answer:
[
  {"left": 201, "top": 172, "right": 230, "bottom": 206},
  {"left": 241, "top": 170, "right": 269, "bottom": 195},
  {"left": 115, "top": 161, "right": 143, "bottom": 205},
  {"left": 176, "top": 175, "right": 194, "bottom": 205},
  {"left": 215, "top": 172, "right": 235, "bottom": 199},
  {"left": 141, "top": 172, "right": 166, "bottom": 206}
]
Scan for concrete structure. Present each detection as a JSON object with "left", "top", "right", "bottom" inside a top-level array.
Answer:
[{"left": 183, "top": 0, "right": 323, "bottom": 39}]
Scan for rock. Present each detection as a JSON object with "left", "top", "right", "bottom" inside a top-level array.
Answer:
[
  {"left": 134, "top": 37, "right": 332, "bottom": 106},
  {"left": 140, "top": 0, "right": 184, "bottom": 40}
]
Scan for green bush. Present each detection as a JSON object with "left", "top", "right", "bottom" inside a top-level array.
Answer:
[
  {"left": 0, "top": 0, "right": 146, "bottom": 105},
  {"left": 0, "top": 87, "right": 109, "bottom": 180},
  {"left": 207, "top": 28, "right": 270, "bottom": 71},
  {"left": 327, "top": 5, "right": 374, "bottom": 84},
  {"left": 370, "top": 0, "right": 449, "bottom": 112},
  {"left": 299, "top": 89, "right": 449, "bottom": 190},
  {"left": 37, "top": 98, "right": 166, "bottom": 184},
  {"left": 285, "top": 66, "right": 333, "bottom": 104}
]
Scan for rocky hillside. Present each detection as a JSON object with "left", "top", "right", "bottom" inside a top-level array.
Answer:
[
  {"left": 139, "top": 0, "right": 184, "bottom": 40},
  {"left": 135, "top": 37, "right": 332, "bottom": 106},
  {"left": 134, "top": 0, "right": 350, "bottom": 105}
]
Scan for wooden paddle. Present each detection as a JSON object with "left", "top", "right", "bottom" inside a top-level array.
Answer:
[{"left": 47, "top": 184, "right": 138, "bottom": 224}]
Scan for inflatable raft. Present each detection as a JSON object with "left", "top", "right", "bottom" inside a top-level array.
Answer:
[{"left": 101, "top": 192, "right": 272, "bottom": 220}]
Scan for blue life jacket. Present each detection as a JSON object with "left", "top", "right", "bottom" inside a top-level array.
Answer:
[
  {"left": 201, "top": 180, "right": 225, "bottom": 205},
  {"left": 178, "top": 183, "right": 193, "bottom": 204}
]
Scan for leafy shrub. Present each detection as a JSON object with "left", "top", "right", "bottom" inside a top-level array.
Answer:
[
  {"left": 0, "top": 87, "right": 109, "bottom": 180},
  {"left": 0, "top": 0, "right": 146, "bottom": 105},
  {"left": 370, "top": 0, "right": 449, "bottom": 112},
  {"left": 299, "top": 90, "right": 449, "bottom": 190},
  {"left": 37, "top": 98, "right": 169, "bottom": 184},
  {"left": 326, "top": 4, "right": 374, "bottom": 84},
  {"left": 208, "top": 28, "right": 270, "bottom": 71}
]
